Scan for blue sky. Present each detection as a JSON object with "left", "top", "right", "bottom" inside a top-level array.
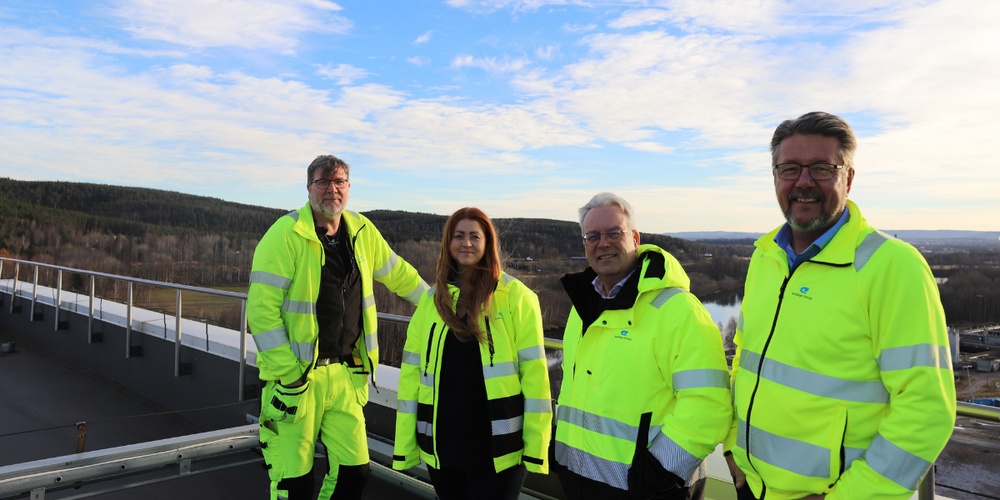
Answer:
[{"left": 2, "top": 0, "right": 998, "bottom": 233}]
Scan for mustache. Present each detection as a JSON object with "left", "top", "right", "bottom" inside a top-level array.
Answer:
[{"left": 789, "top": 188, "right": 823, "bottom": 200}]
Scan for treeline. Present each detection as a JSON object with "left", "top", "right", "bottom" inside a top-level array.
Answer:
[
  {"left": 0, "top": 178, "right": 751, "bottom": 341},
  {"left": 926, "top": 250, "right": 1000, "bottom": 326},
  {"left": 2, "top": 177, "right": 996, "bottom": 365}
]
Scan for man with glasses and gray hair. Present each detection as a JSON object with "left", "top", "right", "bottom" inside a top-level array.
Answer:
[
  {"left": 553, "top": 192, "right": 732, "bottom": 500},
  {"left": 248, "top": 154, "right": 429, "bottom": 500},
  {"left": 724, "top": 112, "right": 956, "bottom": 499}
]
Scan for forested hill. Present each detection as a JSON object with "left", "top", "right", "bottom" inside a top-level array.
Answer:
[
  {"left": 1, "top": 177, "right": 727, "bottom": 260},
  {"left": 0, "top": 177, "right": 286, "bottom": 239}
]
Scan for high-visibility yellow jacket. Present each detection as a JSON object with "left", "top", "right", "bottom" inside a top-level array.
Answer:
[
  {"left": 726, "top": 200, "right": 956, "bottom": 499},
  {"left": 392, "top": 273, "right": 553, "bottom": 474},
  {"left": 555, "top": 245, "right": 732, "bottom": 491},
  {"left": 247, "top": 204, "right": 428, "bottom": 388}
]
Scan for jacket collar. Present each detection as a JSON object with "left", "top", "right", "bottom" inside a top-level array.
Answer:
[{"left": 756, "top": 199, "right": 868, "bottom": 266}]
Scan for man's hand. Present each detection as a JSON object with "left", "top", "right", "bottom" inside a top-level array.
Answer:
[{"left": 725, "top": 452, "right": 746, "bottom": 488}]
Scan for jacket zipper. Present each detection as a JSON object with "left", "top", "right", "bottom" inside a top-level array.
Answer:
[
  {"left": 423, "top": 322, "right": 437, "bottom": 376},
  {"left": 743, "top": 272, "right": 791, "bottom": 498},
  {"left": 485, "top": 319, "right": 495, "bottom": 367}
]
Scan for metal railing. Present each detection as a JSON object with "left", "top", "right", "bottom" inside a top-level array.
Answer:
[
  {"left": 0, "top": 257, "right": 250, "bottom": 399},
  {"left": 2, "top": 256, "right": 995, "bottom": 500}
]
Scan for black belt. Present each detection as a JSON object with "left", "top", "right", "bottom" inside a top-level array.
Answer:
[{"left": 315, "top": 355, "right": 357, "bottom": 367}]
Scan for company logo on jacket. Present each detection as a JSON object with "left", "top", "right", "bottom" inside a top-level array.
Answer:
[{"left": 790, "top": 286, "right": 813, "bottom": 301}]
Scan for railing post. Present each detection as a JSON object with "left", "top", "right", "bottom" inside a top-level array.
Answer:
[
  {"left": 125, "top": 282, "right": 134, "bottom": 358},
  {"left": 54, "top": 270, "right": 63, "bottom": 331},
  {"left": 917, "top": 465, "right": 935, "bottom": 499},
  {"left": 30, "top": 266, "right": 39, "bottom": 319},
  {"left": 9, "top": 262, "right": 18, "bottom": 313},
  {"left": 174, "top": 289, "right": 182, "bottom": 377},
  {"left": 88, "top": 275, "right": 96, "bottom": 342},
  {"left": 239, "top": 299, "right": 248, "bottom": 401}
]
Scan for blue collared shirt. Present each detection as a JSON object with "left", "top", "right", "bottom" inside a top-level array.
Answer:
[
  {"left": 592, "top": 268, "right": 637, "bottom": 299},
  {"left": 775, "top": 208, "right": 850, "bottom": 272}
]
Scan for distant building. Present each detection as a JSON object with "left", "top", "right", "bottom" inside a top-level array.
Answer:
[{"left": 975, "top": 358, "right": 1000, "bottom": 372}]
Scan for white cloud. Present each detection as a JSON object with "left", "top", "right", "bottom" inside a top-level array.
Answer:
[
  {"left": 451, "top": 54, "right": 531, "bottom": 74},
  {"left": 315, "top": 63, "right": 369, "bottom": 85},
  {"left": 407, "top": 56, "right": 431, "bottom": 67},
  {"left": 535, "top": 45, "right": 558, "bottom": 60},
  {"left": 607, "top": 8, "right": 674, "bottom": 29},
  {"left": 109, "top": 0, "right": 350, "bottom": 52},
  {"left": 414, "top": 30, "right": 433, "bottom": 43},
  {"left": 562, "top": 22, "right": 597, "bottom": 34}
]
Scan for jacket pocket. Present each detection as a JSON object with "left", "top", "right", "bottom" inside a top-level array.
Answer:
[
  {"left": 264, "top": 380, "right": 310, "bottom": 424},
  {"left": 627, "top": 412, "right": 684, "bottom": 499}
]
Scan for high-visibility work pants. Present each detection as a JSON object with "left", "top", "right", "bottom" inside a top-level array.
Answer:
[{"left": 259, "top": 362, "right": 371, "bottom": 500}]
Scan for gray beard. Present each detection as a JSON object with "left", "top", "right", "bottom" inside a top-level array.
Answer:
[
  {"left": 786, "top": 206, "right": 844, "bottom": 234},
  {"left": 310, "top": 199, "right": 338, "bottom": 220}
]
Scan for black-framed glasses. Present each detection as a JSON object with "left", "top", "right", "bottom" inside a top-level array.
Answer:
[
  {"left": 773, "top": 163, "right": 843, "bottom": 181},
  {"left": 583, "top": 229, "right": 630, "bottom": 247},
  {"left": 311, "top": 178, "right": 349, "bottom": 190}
]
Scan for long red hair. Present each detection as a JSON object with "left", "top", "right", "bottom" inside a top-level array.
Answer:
[{"left": 433, "top": 207, "right": 501, "bottom": 342}]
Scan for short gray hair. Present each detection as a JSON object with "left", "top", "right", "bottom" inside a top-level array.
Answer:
[
  {"left": 770, "top": 111, "right": 857, "bottom": 171},
  {"left": 578, "top": 192, "right": 637, "bottom": 235},
  {"left": 307, "top": 155, "right": 350, "bottom": 184}
]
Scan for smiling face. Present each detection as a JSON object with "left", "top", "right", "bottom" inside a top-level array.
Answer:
[
  {"left": 308, "top": 166, "right": 350, "bottom": 225},
  {"left": 582, "top": 204, "right": 640, "bottom": 291},
  {"left": 449, "top": 218, "right": 487, "bottom": 274},
  {"left": 774, "top": 133, "right": 854, "bottom": 250}
]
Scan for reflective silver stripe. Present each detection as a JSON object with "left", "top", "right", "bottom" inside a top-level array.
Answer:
[
  {"left": 249, "top": 271, "right": 291, "bottom": 289},
  {"left": 737, "top": 418, "right": 830, "bottom": 478},
  {"left": 404, "top": 283, "right": 429, "bottom": 304},
  {"left": 417, "top": 420, "right": 432, "bottom": 437},
  {"left": 290, "top": 341, "right": 314, "bottom": 363},
  {"left": 374, "top": 252, "right": 399, "bottom": 279},
  {"left": 650, "top": 287, "right": 684, "bottom": 309},
  {"left": 518, "top": 344, "right": 545, "bottom": 362},
  {"left": 737, "top": 310, "right": 744, "bottom": 332},
  {"left": 252, "top": 326, "right": 290, "bottom": 352},
  {"left": 420, "top": 373, "right": 435, "bottom": 388},
  {"left": 845, "top": 445, "right": 865, "bottom": 471},
  {"left": 483, "top": 361, "right": 517, "bottom": 380},
  {"left": 649, "top": 431, "right": 701, "bottom": 484},
  {"left": 362, "top": 294, "right": 375, "bottom": 310},
  {"left": 283, "top": 299, "right": 315, "bottom": 315},
  {"left": 557, "top": 405, "right": 637, "bottom": 441},
  {"left": 866, "top": 433, "right": 931, "bottom": 489},
  {"left": 741, "top": 350, "right": 889, "bottom": 404},
  {"left": 492, "top": 415, "right": 523, "bottom": 435},
  {"left": 878, "top": 344, "right": 951, "bottom": 371},
  {"left": 554, "top": 441, "right": 630, "bottom": 490},
  {"left": 855, "top": 231, "right": 889, "bottom": 272},
  {"left": 366, "top": 330, "right": 378, "bottom": 353},
  {"left": 398, "top": 399, "right": 417, "bottom": 414},
  {"left": 672, "top": 368, "right": 730, "bottom": 390},
  {"left": 401, "top": 350, "right": 420, "bottom": 366},
  {"left": 286, "top": 210, "right": 299, "bottom": 221},
  {"left": 501, "top": 272, "right": 515, "bottom": 285},
  {"left": 525, "top": 398, "right": 551, "bottom": 414}
]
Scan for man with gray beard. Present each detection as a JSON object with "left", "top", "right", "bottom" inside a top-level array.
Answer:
[
  {"left": 249, "top": 155, "right": 428, "bottom": 499},
  {"left": 723, "top": 112, "right": 955, "bottom": 499}
]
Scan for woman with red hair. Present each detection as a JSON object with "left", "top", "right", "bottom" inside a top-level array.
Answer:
[{"left": 393, "top": 207, "right": 552, "bottom": 500}]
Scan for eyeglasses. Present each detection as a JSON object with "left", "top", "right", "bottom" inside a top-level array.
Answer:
[
  {"left": 311, "top": 178, "right": 349, "bottom": 190},
  {"left": 773, "top": 163, "right": 843, "bottom": 181},
  {"left": 583, "top": 229, "right": 630, "bottom": 247}
]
